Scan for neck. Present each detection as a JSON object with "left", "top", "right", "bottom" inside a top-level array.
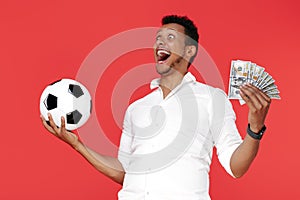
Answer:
[{"left": 159, "top": 70, "right": 187, "bottom": 99}]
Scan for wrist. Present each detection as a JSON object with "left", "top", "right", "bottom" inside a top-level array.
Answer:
[
  {"left": 249, "top": 124, "right": 263, "bottom": 133},
  {"left": 247, "top": 123, "right": 266, "bottom": 140},
  {"left": 72, "top": 141, "right": 82, "bottom": 151}
]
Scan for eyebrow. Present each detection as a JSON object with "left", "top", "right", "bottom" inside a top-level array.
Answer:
[{"left": 156, "top": 28, "right": 178, "bottom": 34}]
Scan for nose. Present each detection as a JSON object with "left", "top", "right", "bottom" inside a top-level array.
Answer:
[{"left": 156, "top": 37, "right": 165, "bottom": 47}]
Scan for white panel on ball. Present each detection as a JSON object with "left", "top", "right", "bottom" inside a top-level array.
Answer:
[{"left": 40, "top": 79, "right": 92, "bottom": 130}]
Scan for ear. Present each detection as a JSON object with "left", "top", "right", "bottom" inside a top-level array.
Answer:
[{"left": 185, "top": 45, "right": 197, "bottom": 58}]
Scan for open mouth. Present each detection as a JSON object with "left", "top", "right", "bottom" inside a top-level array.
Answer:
[{"left": 156, "top": 48, "right": 171, "bottom": 63}]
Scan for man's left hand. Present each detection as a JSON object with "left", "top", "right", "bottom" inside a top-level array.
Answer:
[{"left": 240, "top": 83, "right": 271, "bottom": 133}]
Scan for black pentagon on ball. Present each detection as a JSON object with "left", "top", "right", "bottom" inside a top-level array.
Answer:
[
  {"left": 68, "top": 84, "right": 84, "bottom": 98},
  {"left": 49, "top": 79, "right": 62, "bottom": 85},
  {"left": 66, "top": 110, "right": 82, "bottom": 124},
  {"left": 43, "top": 94, "right": 57, "bottom": 110},
  {"left": 90, "top": 100, "right": 92, "bottom": 114}
]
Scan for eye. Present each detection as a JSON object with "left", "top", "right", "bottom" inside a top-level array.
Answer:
[
  {"left": 168, "top": 34, "right": 175, "bottom": 40},
  {"left": 156, "top": 35, "right": 161, "bottom": 41}
]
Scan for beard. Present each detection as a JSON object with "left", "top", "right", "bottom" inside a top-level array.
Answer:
[
  {"left": 173, "top": 56, "right": 184, "bottom": 65},
  {"left": 168, "top": 54, "right": 185, "bottom": 69},
  {"left": 156, "top": 64, "right": 172, "bottom": 75}
]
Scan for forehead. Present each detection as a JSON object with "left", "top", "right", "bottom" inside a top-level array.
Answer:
[{"left": 157, "top": 23, "right": 185, "bottom": 34}]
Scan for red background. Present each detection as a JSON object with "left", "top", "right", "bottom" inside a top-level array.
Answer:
[{"left": 1, "top": 0, "right": 299, "bottom": 199}]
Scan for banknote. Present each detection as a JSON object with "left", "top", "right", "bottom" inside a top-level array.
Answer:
[
  {"left": 228, "top": 60, "right": 280, "bottom": 103},
  {"left": 250, "top": 63, "right": 265, "bottom": 84},
  {"left": 228, "top": 60, "right": 251, "bottom": 99},
  {"left": 263, "top": 83, "right": 277, "bottom": 93}
]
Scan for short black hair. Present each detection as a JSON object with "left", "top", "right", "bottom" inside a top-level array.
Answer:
[{"left": 162, "top": 15, "right": 199, "bottom": 67}]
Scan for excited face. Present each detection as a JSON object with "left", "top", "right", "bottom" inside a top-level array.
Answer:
[{"left": 154, "top": 23, "right": 189, "bottom": 76}]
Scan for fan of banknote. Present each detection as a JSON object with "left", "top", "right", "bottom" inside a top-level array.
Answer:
[{"left": 228, "top": 60, "right": 280, "bottom": 104}]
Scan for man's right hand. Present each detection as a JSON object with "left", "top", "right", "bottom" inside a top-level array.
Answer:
[
  {"left": 41, "top": 113, "right": 125, "bottom": 184},
  {"left": 40, "top": 113, "right": 80, "bottom": 149}
]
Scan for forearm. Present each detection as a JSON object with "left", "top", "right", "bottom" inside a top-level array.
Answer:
[
  {"left": 41, "top": 114, "right": 125, "bottom": 184},
  {"left": 230, "top": 134, "right": 260, "bottom": 178},
  {"left": 74, "top": 142, "right": 125, "bottom": 185}
]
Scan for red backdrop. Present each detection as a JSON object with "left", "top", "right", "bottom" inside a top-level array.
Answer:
[{"left": 0, "top": 0, "right": 299, "bottom": 199}]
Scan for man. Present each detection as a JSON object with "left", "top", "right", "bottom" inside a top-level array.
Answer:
[{"left": 41, "top": 15, "right": 271, "bottom": 199}]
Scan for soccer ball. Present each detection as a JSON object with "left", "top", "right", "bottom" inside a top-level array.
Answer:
[{"left": 40, "top": 79, "right": 92, "bottom": 130}]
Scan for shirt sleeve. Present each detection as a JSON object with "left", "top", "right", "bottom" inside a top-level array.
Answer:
[
  {"left": 209, "top": 88, "right": 243, "bottom": 177},
  {"left": 118, "top": 106, "right": 133, "bottom": 172}
]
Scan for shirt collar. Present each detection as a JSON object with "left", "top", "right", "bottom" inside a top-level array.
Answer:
[{"left": 150, "top": 72, "right": 196, "bottom": 89}]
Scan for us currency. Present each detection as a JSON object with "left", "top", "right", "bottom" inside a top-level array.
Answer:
[
  {"left": 228, "top": 59, "right": 281, "bottom": 103},
  {"left": 263, "top": 83, "right": 277, "bottom": 93},
  {"left": 255, "top": 71, "right": 269, "bottom": 88},
  {"left": 261, "top": 75, "right": 275, "bottom": 89},
  {"left": 228, "top": 60, "right": 251, "bottom": 99},
  {"left": 251, "top": 64, "right": 265, "bottom": 85},
  {"left": 268, "top": 94, "right": 281, "bottom": 99}
]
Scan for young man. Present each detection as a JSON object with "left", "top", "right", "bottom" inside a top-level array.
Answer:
[{"left": 41, "top": 15, "right": 271, "bottom": 200}]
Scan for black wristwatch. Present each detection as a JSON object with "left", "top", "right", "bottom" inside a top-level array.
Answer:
[{"left": 247, "top": 124, "right": 266, "bottom": 140}]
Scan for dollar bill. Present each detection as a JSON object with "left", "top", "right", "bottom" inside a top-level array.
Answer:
[
  {"left": 228, "top": 59, "right": 281, "bottom": 102},
  {"left": 268, "top": 93, "right": 281, "bottom": 99},
  {"left": 255, "top": 71, "right": 269, "bottom": 88},
  {"left": 261, "top": 75, "right": 275, "bottom": 89},
  {"left": 228, "top": 60, "right": 251, "bottom": 99},
  {"left": 266, "top": 88, "right": 280, "bottom": 95},
  {"left": 251, "top": 64, "right": 265, "bottom": 84},
  {"left": 263, "top": 83, "right": 277, "bottom": 93}
]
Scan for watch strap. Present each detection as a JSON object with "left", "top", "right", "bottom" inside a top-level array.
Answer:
[{"left": 247, "top": 124, "right": 266, "bottom": 140}]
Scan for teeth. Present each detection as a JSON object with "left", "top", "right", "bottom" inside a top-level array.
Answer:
[{"left": 157, "top": 50, "right": 170, "bottom": 56}]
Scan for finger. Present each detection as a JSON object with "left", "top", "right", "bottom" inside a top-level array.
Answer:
[
  {"left": 60, "top": 116, "right": 74, "bottom": 136},
  {"left": 40, "top": 114, "right": 47, "bottom": 124},
  {"left": 247, "top": 84, "right": 271, "bottom": 104},
  {"left": 240, "top": 89, "right": 256, "bottom": 109},
  {"left": 243, "top": 85, "right": 264, "bottom": 106},
  {"left": 245, "top": 84, "right": 271, "bottom": 110},
  {"left": 48, "top": 113, "right": 60, "bottom": 134},
  {"left": 240, "top": 85, "right": 262, "bottom": 109},
  {"left": 60, "top": 116, "right": 69, "bottom": 138},
  {"left": 60, "top": 116, "right": 78, "bottom": 145},
  {"left": 61, "top": 116, "right": 66, "bottom": 131},
  {"left": 40, "top": 115, "right": 55, "bottom": 133}
]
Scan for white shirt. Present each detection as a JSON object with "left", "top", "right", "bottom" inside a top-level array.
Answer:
[{"left": 118, "top": 72, "right": 242, "bottom": 200}]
